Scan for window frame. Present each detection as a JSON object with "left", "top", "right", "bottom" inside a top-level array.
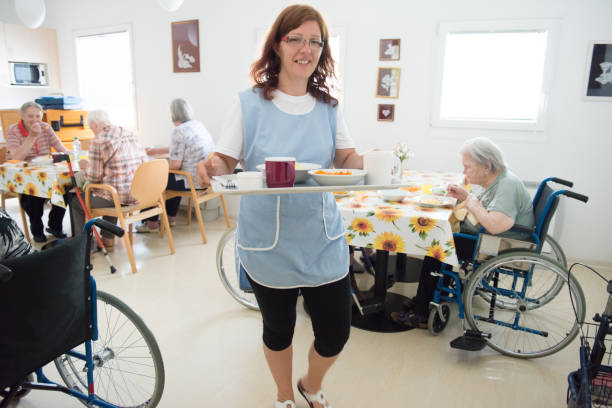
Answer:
[
  {"left": 430, "top": 19, "right": 560, "bottom": 132},
  {"left": 73, "top": 23, "right": 139, "bottom": 130}
]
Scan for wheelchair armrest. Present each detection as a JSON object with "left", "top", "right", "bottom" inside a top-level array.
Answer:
[
  {"left": 0, "top": 264, "right": 14, "bottom": 283},
  {"left": 505, "top": 224, "right": 536, "bottom": 235}
]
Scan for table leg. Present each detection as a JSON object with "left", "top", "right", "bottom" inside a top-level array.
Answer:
[{"left": 351, "top": 250, "right": 414, "bottom": 333}]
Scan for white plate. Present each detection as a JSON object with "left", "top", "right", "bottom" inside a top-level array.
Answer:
[
  {"left": 379, "top": 189, "right": 409, "bottom": 202},
  {"left": 414, "top": 195, "right": 457, "bottom": 208},
  {"left": 31, "top": 157, "right": 53, "bottom": 166},
  {"left": 308, "top": 169, "right": 367, "bottom": 186},
  {"left": 256, "top": 162, "right": 321, "bottom": 184}
]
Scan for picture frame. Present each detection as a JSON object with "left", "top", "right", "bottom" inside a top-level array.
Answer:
[
  {"left": 376, "top": 67, "right": 401, "bottom": 98},
  {"left": 379, "top": 39, "right": 401, "bottom": 61},
  {"left": 171, "top": 19, "right": 200, "bottom": 73},
  {"left": 377, "top": 104, "right": 395, "bottom": 121},
  {"left": 584, "top": 42, "right": 612, "bottom": 100}
]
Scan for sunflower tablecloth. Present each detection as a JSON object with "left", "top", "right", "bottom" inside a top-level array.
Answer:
[
  {"left": 0, "top": 164, "right": 74, "bottom": 207},
  {"left": 338, "top": 170, "right": 466, "bottom": 267}
]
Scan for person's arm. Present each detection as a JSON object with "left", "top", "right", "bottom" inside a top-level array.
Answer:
[
  {"left": 447, "top": 184, "right": 469, "bottom": 202},
  {"left": 334, "top": 148, "right": 363, "bottom": 169},
  {"left": 169, "top": 160, "right": 182, "bottom": 170},
  {"left": 196, "top": 152, "right": 238, "bottom": 187},
  {"left": 464, "top": 194, "right": 514, "bottom": 235},
  {"left": 146, "top": 147, "right": 169, "bottom": 156},
  {"left": 7, "top": 123, "right": 39, "bottom": 160},
  {"left": 84, "top": 140, "right": 104, "bottom": 183}
]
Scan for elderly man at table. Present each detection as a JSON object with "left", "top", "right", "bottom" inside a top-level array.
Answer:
[
  {"left": 391, "top": 137, "right": 534, "bottom": 329},
  {"left": 137, "top": 97, "right": 215, "bottom": 232},
  {"left": 69, "top": 110, "right": 148, "bottom": 251},
  {"left": 6, "top": 101, "right": 71, "bottom": 243}
]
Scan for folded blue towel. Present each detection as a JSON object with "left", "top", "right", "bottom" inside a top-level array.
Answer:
[{"left": 35, "top": 96, "right": 84, "bottom": 106}]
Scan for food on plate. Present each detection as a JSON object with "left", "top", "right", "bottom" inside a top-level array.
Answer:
[
  {"left": 6, "top": 160, "right": 21, "bottom": 164},
  {"left": 401, "top": 184, "right": 420, "bottom": 192},
  {"left": 333, "top": 191, "right": 349, "bottom": 195},
  {"left": 421, "top": 197, "right": 442, "bottom": 205},
  {"left": 314, "top": 169, "right": 353, "bottom": 175}
]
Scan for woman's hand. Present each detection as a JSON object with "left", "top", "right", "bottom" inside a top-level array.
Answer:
[{"left": 447, "top": 184, "right": 469, "bottom": 201}]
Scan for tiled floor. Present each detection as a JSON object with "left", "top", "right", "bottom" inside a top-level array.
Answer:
[{"left": 3, "top": 199, "right": 611, "bottom": 407}]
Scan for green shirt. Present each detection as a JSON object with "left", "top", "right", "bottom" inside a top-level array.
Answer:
[{"left": 461, "top": 169, "right": 534, "bottom": 235}]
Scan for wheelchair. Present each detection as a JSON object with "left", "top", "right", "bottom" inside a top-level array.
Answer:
[
  {"left": 427, "top": 177, "right": 589, "bottom": 358},
  {"left": 0, "top": 219, "right": 165, "bottom": 407}
]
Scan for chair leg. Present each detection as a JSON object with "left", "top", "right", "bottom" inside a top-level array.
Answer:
[
  {"left": 193, "top": 199, "right": 207, "bottom": 244},
  {"left": 187, "top": 198, "right": 193, "bottom": 225},
  {"left": 220, "top": 194, "right": 231, "bottom": 229},
  {"left": 18, "top": 199, "right": 31, "bottom": 243},
  {"left": 119, "top": 218, "right": 137, "bottom": 273},
  {"left": 158, "top": 197, "right": 175, "bottom": 254}
]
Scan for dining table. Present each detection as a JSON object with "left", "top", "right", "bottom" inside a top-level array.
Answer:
[
  {"left": 0, "top": 162, "right": 75, "bottom": 208},
  {"left": 336, "top": 169, "right": 467, "bottom": 332}
]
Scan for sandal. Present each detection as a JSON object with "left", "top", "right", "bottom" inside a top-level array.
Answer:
[
  {"left": 390, "top": 310, "right": 428, "bottom": 329},
  {"left": 297, "top": 379, "right": 332, "bottom": 408},
  {"left": 274, "top": 400, "right": 295, "bottom": 408}
]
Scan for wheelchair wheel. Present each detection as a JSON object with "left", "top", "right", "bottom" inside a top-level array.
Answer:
[
  {"left": 54, "top": 291, "right": 165, "bottom": 407},
  {"left": 477, "top": 235, "right": 567, "bottom": 310},
  {"left": 428, "top": 303, "right": 451, "bottom": 336},
  {"left": 463, "top": 251, "right": 585, "bottom": 358},
  {"left": 216, "top": 227, "right": 259, "bottom": 311}
]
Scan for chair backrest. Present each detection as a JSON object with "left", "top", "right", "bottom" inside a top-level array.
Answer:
[
  {"left": 532, "top": 182, "right": 560, "bottom": 245},
  {"left": 0, "top": 110, "right": 20, "bottom": 140},
  {"left": 0, "top": 145, "right": 6, "bottom": 164},
  {"left": 130, "top": 159, "right": 169, "bottom": 206}
]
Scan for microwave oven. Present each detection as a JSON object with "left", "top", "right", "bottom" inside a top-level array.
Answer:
[{"left": 8, "top": 61, "right": 48, "bottom": 86}]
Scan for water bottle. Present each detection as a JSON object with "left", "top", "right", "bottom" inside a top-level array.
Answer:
[{"left": 72, "top": 137, "right": 81, "bottom": 171}]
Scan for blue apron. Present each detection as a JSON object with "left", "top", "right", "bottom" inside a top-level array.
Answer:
[{"left": 236, "top": 89, "right": 349, "bottom": 289}]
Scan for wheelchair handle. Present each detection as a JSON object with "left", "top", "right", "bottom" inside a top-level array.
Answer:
[
  {"left": 551, "top": 177, "right": 573, "bottom": 187},
  {"left": 563, "top": 191, "right": 588, "bottom": 203},
  {"left": 88, "top": 219, "right": 125, "bottom": 237}
]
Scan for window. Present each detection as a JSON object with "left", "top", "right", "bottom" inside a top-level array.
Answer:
[
  {"left": 74, "top": 25, "right": 137, "bottom": 129},
  {"left": 431, "top": 20, "right": 560, "bottom": 131}
]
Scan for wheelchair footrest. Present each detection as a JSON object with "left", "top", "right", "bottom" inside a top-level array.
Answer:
[{"left": 450, "top": 330, "right": 490, "bottom": 352}]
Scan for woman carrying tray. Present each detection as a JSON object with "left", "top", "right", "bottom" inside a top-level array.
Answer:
[{"left": 196, "top": 5, "right": 363, "bottom": 408}]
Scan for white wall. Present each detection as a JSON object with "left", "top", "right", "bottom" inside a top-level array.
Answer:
[{"left": 1, "top": 0, "right": 611, "bottom": 264}]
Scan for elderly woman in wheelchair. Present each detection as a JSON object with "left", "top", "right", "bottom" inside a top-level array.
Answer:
[{"left": 391, "top": 137, "right": 588, "bottom": 358}]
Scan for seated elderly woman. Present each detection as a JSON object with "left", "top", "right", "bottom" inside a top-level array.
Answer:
[
  {"left": 136, "top": 98, "right": 215, "bottom": 232},
  {"left": 391, "top": 137, "right": 535, "bottom": 329},
  {"left": 69, "top": 110, "right": 148, "bottom": 251}
]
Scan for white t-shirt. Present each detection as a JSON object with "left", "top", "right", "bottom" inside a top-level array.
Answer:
[{"left": 215, "top": 90, "right": 354, "bottom": 160}]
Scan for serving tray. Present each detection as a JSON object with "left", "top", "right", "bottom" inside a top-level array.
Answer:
[{"left": 211, "top": 174, "right": 412, "bottom": 195}]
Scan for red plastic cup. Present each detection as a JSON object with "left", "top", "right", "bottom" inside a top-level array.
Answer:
[{"left": 265, "top": 157, "right": 296, "bottom": 188}]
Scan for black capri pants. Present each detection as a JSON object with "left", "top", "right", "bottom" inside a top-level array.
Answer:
[{"left": 245, "top": 271, "right": 352, "bottom": 358}]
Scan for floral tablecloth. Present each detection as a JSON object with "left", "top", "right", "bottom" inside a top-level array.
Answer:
[
  {"left": 338, "top": 170, "right": 466, "bottom": 266},
  {"left": 0, "top": 164, "right": 74, "bottom": 207}
]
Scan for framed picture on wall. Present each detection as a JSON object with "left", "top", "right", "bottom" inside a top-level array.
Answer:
[
  {"left": 377, "top": 104, "right": 395, "bottom": 121},
  {"left": 379, "top": 39, "right": 401, "bottom": 61},
  {"left": 171, "top": 19, "right": 200, "bottom": 73},
  {"left": 584, "top": 41, "right": 612, "bottom": 100},
  {"left": 376, "top": 67, "right": 401, "bottom": 98}
]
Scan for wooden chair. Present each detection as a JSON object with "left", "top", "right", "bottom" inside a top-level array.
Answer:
[
  {"left": 164, "top": 170, "right": 231, "bottom": 243},
  {"left": 85, "top": 159, "right": 175, "bottom": 273},
  {"left": 0, "top": 146, "right": 31, "bottom": 243}
]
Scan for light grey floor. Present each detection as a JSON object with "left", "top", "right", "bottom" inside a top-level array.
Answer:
[{"left": 3, "top": 199, "right": 611, "bottom": 407}]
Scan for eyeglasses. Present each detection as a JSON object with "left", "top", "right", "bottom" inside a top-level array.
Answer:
[{"left": 280, "top": 35, "right": 324, "bottom": 51}]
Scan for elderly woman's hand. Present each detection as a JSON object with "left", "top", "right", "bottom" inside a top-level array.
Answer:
[
  {"left": 464, "top": 194, "right": 481, "bottom": 212},
  {"left": 447, "top": 184, "right": 469, "bottom": 202}
]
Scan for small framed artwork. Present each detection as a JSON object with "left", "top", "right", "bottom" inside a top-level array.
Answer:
[
  {"left": 584, "top": 42, "right": 612, "bottom": 100},
  {"left": 377, "top": 104, "right": 395, "bottom": 121},
  {"left": 171, "top": 19, "right": 200, "bottom": 73},
  {"left": 376, "top": 67, "right": 401, "bottom": 98},
  {"left": 379, "top": 39, "right": 401, "bottom": 61}
]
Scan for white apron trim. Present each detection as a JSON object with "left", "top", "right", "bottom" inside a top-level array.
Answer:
[{"left": 237, "top": 196, "right": 281, "bottom": 251}]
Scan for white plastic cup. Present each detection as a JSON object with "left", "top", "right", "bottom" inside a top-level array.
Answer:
[
  {"left": 236, "top": 171, "right": 263, "bottom": 190},
  {"left": 363, "top": 150, "right": 394, "bottom": 185}
]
